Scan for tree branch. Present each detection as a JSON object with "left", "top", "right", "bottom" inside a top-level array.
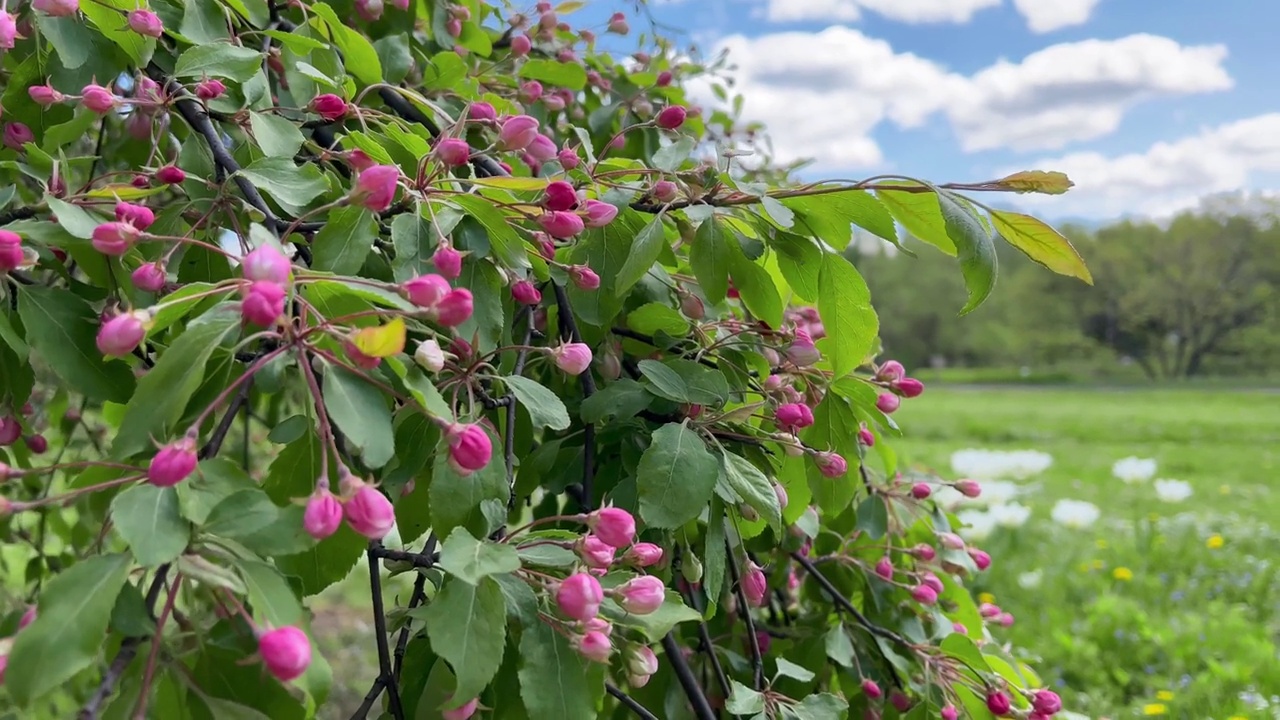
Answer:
[
  {"left": 553, "top": 283, "right": 597, "bottom": 510},
  {"left": 365, "top": 542, "right": 405, "bottom": 720},
  {"left": 725, "top": 540, "right": 765, "bottom": 691},
  {"left": 661, "top": 633, "right": 716, "bottom": 720},
  {"left": 78, "top": 566, "right": 170, "bottom": 720},
  {"left": 790, "top": 551, "right": 913, "bottom": 649},
  {"left": 606, "top": 683, "right": 661, "bottom": 720}
]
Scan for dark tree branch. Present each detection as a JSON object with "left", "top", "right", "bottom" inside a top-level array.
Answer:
[
  {"left": 696, "top": 620, "right": 733, "bottom": 700},
  {"left": 606, "top": 683, "right": 661, "bottom": 720},
  {"left": 553, "top": 283, "right": 598, "bottom": 510},
  {"left": 392, "top": 534, "right": 436, "bottom": 683},
  {"left": 78, "top": 566, "right": 170, "bottom": 720},
  {"left": 0, "top": 206, "right": 37, "bottom": 225},
  {"left": 661, "top": 633, "right": 717, "bottom": 720},
  {"left": 370, "top": 545, "right": 439, "bottom": 569},
  {"left": 365, "top": 543, "right": 406, "bottom": 720},
  {"left": 725, "top": 540, "right": 764, "bottom": 691},
  {"left": 199, "top": 381, "right": 253, "bottom": 460}
]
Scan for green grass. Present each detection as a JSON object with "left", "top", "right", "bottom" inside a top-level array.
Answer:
[{"left": 892, "top": 386, "right": 1280, "bottom": 718}]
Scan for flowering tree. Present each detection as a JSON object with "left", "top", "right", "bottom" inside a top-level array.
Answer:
[{"left": 0, "top": 1, "right": 1092, "bottom": 718}]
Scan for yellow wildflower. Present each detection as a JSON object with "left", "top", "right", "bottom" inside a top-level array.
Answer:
[
  {"left": 1091, "top": 559, "right": 1104, "bottom": 570},
  {"left": 1143, "top": 703, "right": 1168, "bottom": 715},
  {"left": 1113, "top": 567, "right": 1134, "bottom": 581},
  {"left": 1228, "top": 716, "right": 1249, "bottom": 720},
  {"left": 1095, "top": 538, "right": 1108, "bottom": 549},
  {"left": 978, "top": 592, "right": 996, "bottom": 605},
  {"left": 1220, "top": 484, "right": 1231, "bottom": 494},
  {"left": 1148, "top": 512, "right": 1161, "bottom": 522},
  {"left": 1207, "top": 534, "right": 1225, "bottom": 549},
  {"left": 1156, "top": 691, "right": 1174, "bottom": 701}
]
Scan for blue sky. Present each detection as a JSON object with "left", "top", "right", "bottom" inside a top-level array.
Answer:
[{"left": 575, "top": 1, "right": 1280, "bottom": 221}]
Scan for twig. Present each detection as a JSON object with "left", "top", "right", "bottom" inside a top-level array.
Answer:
[
  {"left": 790, "top": 551, "right": 913, "bottom": 650},
  {"left": 369, "top": 545, "right": 439, "bottom": 569},
  {"left": 725, "top": 539, "right": 765, "bottom": 691},
  {"left": 366, "top": 543, "right": 405, "bottom": 720},
  {"left": 199, "top": 381, "right": 252, "bottom": 459},
  {"left": 552, "top": 284, "right": 597, "bottom": 510},
  {"left": 606, "top": 683, "right": 661, "bottom": 720},
  {"left": 78, "top": 566, "right": 170, "bottom": 720},
  {"left": 392, "top": 535, "right": 436, "bottom": 682},
  {"left": 661, "top": 633, "right": 717, "bottom": 720},
  {"left": 696, "top": 620, "right": 733, "bottom": 699},
  {"left": 505, "top": 317, "right": 534, "bottom": 496}
]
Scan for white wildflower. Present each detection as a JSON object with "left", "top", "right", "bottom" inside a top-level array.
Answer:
[
  {"left": 1153, "top": 478, "right": 1193, "bottom": 503},
  {"left": 989, "top": 502, "right": 1032, "bottom": 528},
  {"left": 955, "top": 510, "right": 997, "bottom": 541},
  {"left": 1050, "top": 499, "right": 1101, "bottom": 529},
  {"left": 1112, "top": 456, "right": 1157, "bottom": 484}
]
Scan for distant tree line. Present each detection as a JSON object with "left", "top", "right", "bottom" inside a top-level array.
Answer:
[{"left": 849, "top": 202, "right": 1280, "bottom": 379}]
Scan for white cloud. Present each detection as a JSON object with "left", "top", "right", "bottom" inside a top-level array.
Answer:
[
  {"left": 763, "top": 0, "right": 1000, "bottom": 24},
  {"left": 686, "top": 28, "right": 1232, "bottom": 171},
  {"left": 1007, "top": 114, "right": 1280, "bottom": 218},
  {"left": 1013, "top": 0, "right": 1103, "bottom": 33}
]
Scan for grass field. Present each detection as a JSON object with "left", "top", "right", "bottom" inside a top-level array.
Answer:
[{"left": 892, "top": 386, "right": 1280, "bottom": 719}]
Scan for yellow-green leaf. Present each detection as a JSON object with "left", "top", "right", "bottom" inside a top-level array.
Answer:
[
  {"left": 991, "top": 210, "right": 1092, "bottom": 284},
  {"left": 468, "top": 176, "right": 550, "bottom": 191},
  {"left": 353, "top": 317, "right": 407, "bottom": 358},
  {"left": 991, "top": 170, "right": 1074, "bottom": 195},
  {"left": 876, "top": 188, "right": 956, "bottom": 255}
]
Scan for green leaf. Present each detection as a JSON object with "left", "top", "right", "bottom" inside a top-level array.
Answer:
[
  {"left": 727, "top": 242, "right": 784, "bottom": 328},
  {"left": 112, "top": 306, "right": 239, "bottom": 458},
  {"left": 628, "top": 302, "right": 690, "bottom": 337},
  {"left": 759, "top": 195, "right": 795, "bottom": 229},
  {"left": 703, "top": 498, "right": 726, "bottom": 618},
  {"left": 451, "top": 195, "right": 530, "bottom": 270},
  {"left": 389, "top": 208, "right": 438, "bottom": 281},
  {"left": 517, "top": 58, "right": 587, "bottom": 90},
  {"left": 17, "top": 286, "right": 135, "bottom": 404},
  {"left": 726, "top": 680, "right": 766, "bottom": 715},
  {"left": 34, "top": 15, "right": 95, "bottom": 69},
  {"left": 309, "top": 2, "right": 384, "bottom": 86},
  {"left": 429, "top": 427, "right": 508, "bottom": 540},
  {"left": 774, "top": 657, "right": 816, "bottom": 683},
  {"left": 636, "top": 359, "right": 729, "bottom": 407},
  {"left": 937, "top": 190, "right": 998, "bottom": 315},
  {"left": 311, "top": 206, "right": 378, "bottom": 275},
  {"left": 771, "top": 231, "right": 823, "bottom": 302},
  {"left": 855, "top": 496, "right": 888, "bottom": 539},
  {"left": 652, "top": 137, "right": 696, "bottom": 173},
  {"left": 578, "top": 379, "right": 652, "bottom": 424},
  {"left": 234, "top": 559, "right": 304, "bottom": 626},
  {"left": 876, "top": 188, "right": 956, "bottom": 255},
  {"left": 503, "top": 376, "right": 571, "bottom": 431},
  {"left": 721, "top": 453, "right": 782, "bottom": 531},
  {"left": 600, "top": 591, "right": 701, "bottom": 642},
  {"left": 824, "top": 625, "right": 855, "bottom": 667},
  {"left": 180, "top": 0, "right": 232, "bottom": 42},
  {"left": 565, "top": 212, "right": 648, "bottom": 327},
  {"left": 249, "top": 112, "right": 306, "bottom": 158},
  {"left": 636, "top": 422, "right": 719, "bottom": 529},
  {"left": 374, "top": 34, "right": 413, "bottom": 84},
  {"left": 800, "top": 395, "right": 859, "bottom": 518},
  {"left": 203, "top": 489, "right": 280, "bottom": 540},
  {"left": 518, "top": 619, "right": 601, "bottom": 720},
  {"left": 6, "top": 554, "right": 130, "bottom": 707},
  {"left": 177, "top": 459, "right": 258, "bottom": 525},
  {"left": 81, "top": 0, "right": 155, "bottom": 65},
  {"left": 613, "top": 213, "right": 668, "bottom": 297},
  {"left": 44, "top": 197, "right": 102, "bottom": 239},
  {"left": 941, "top": 633, "right": 992, "bottom": 675},
  {"left": 437, "top": 528, "right": 521, "bottom": 585},
  {"left": 238, "top": 158, "right": 328, "bottom": 214},
  {"left": 783, "top": 189, "right": 897, "bottom": 246},
  {"left": 690, "top": 218, "right": 731, "bottom": 303},
  {"left": 423, "top": 577, "right": 506, "bottom": 708},
  {"left": 991, "top": 209, "right": 1092, "bottom": 284},
  {"left": 110, "top": 484, "right": 191, "bottom": 567},
  {"left": 791, "top": 693, "right": 850, "bottom": 720},
  {"left": 321, "top": 364, "right": 395, "bottom": 469},
  {"left": 43, "top": 110, "right": 101, "bottom": 153},
  {"left": 816, "top": 252, "right": 878, "bottom": 378},
  {"left": 175, "top": 43, "right": 264, "bottom": 83}
]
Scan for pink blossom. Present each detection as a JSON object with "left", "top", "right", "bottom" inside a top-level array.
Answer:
[
  {"left": 876, "top": 392, "right": 901, "bottom": 414},
  {"left": 510, "top": 34, "right": 532, "bottom": 57},
  {"left": 543, "top": 180, "right": 578, "bottom": 212},
  {"left": 941, "top": 706, "right": 959, "bottom": 720},
  {"left": 403, "top": 273, "right": 452, "bottom": 309},
  {"left": 526, "top": 133, "right": 557, "bottom": 163},
  {"left": 623, "top": 542, "right": 663, "bottom": 568},
  {"left": 607, "top": 11, "right": 628, "bottom": 34},
  {"left": 626, "top": 646, "right": 658, "bottom": 687},
  {"left": 861, "top": 679, "right": 882, "bottom": 699},
  {"left": 241, "top": 244, "right": 291, "bottom": 285},
  {"left": 911, "top": 482, "right": 932, "bottom": 500},
  {"left": 588, "top": 506, "right": 635, "bottom": 548},
  {"left": 441, "top": 698, "right": 478, "bottom": 720},
  {"left": 582, "top": 200, "right": 618, "bottom": 228},
  {"left": 96, "top": 312, "right": 147, "bottom": 357},
  {"left": 576, "top": 630, "right": 612, "bottom": 663},
  {"left": 787, "top": 328, "right": 821, "bottom": 367},
  {"left": 741, "top": 561, "right": 767, "bottom": 607},
  {"left": 28, "top": 84, "right": 64, "bottom": 106},
  {"left": 434, "top": 288, "right": 473, "bottom": 326},
  {"left": 556, "top": 572, "right": 603, "bottom": 621},
  {"left": 447, "top": 423, "right": 492, "bottom": 474},
  {"left": 310, "top": 93, "right": 348, "bottom": 121},
  {"left": 910, "top": 584, "right": 937, "bottom": 605},
  {"left": 681, "top": 294, "right": 704, "bottom": 320},
  {"left": 414, "top": 338, "right": 446, "bottom": 372},
  {"left": 92, "top": 221, "right": 141, "bottom": 256},
  {"left": 656, "top": 70, "right": 673, "bottom": 87},
  {"left": 551, "top": 342, "right": 592, "bottom": 376},
  {"left": 127, "top": 9, "right": 163, "bottom": 37},
  {"left": 342, "top": 479, "right": 395, "bottom": 539},
  {"left": 557, "top": 147, "right": 579, "bottom": 169},
  {"left": 156, "top": 165, "right": 185, "bottom": 184},
  {"left": 538, "top": 210, "right": 585, "bottom": 239},
  {"left": 303, "top": 487, "right": 343, "bottom": 540},
  {"left": 874, "top": 557, "right": 893, "bottom": 580},
  {"left": 258, "top": 626, "right": 312, "bottom": 682},
  {"left": 969, "top": 548, "right": 992, "bottom": 571},
  {"left": 857, "top": 426, "right": 875, "bottom": 446},
  {"left": 617, "top": 575, "right": 665, "bottom": 615},
  {"left": 355, "top": 0, "right": 383, "bottom": 21},
  {"left": 431, "top": 243, "right": 463, "bottom": 278},
  {"left": 435, "top": 138, "right": 471, "bottom": 167},
  {"left": 131, "top": 262, "right": 166, "bottom": 292},
  {"left": 498, "top": 115, "right": 540, "bottom": 151},
  {"left": 1032, "top": 689, "right": 1062, "bottom": 715},
  {"left": 774, "top": 402, "right": 814, "bottom": 433},
  {"left": 577, "top": 535, "right": 615, "bottom": 569},
  {"left": 32, "top": 0, "right": 79, "bottom": 17},
  {"left": 351, "top": 164, "right": 400, "bottom": 212},
  {"left": 468, "top": 102, "right": 496, "bottom": 121},
  {"left": 876, "top": 360, "right": 905, "bottom": 382},
  {"left": 568, "top": 265, "right": 600, "bottom": 291},
  {"left": 3, "top": 123, "right": 33, "bottom": 151},
  {"left": 0, "top": 11, "right": 17, "bottom": 49},
  {"left": 652, "top": 180, "right": 678, "bottom": 203},
  {"left": 241, "top": 281, "right": 286, "bottom": 327},
  {"left": 895, "top": 377, "right": 925, "bottom": 398},
  {"left": 114, "top": 201, "right": 155, "bottom": 230},
  {"left": 511, "top": 279, "right": 542, "bottom": 306},
  {"left": 148, "top": 437, "right": 198, "bottom": 487},
  {"left": 814, "top": 451, "right": 847, "bottom": 478},
  {"left": 519, "top": 80, "right": 544, "bottom": 104},
  {"left": 955, "top": 479, "right": 982, "bottom": 498},
  {"left": 81, "top": 84, "right": 117, "bottom": 114},
  {"left": 656, "top": 106, "right": 686, "bottom": 130},
  {"left": 196, "top": 78, "right": 226, "bottom": 100},
  {"left": 986, "top": 691, "right": 1011, "bottom": 716}
]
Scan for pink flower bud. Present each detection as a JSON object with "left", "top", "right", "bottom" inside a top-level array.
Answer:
[
  {"left": 680, "top": 294, "right": 704, "bottom": 320},
  {"left": 626, "top": 645, "right": 658, "bottom": 686},
  {"left": 510, "top": 33, "right": 532, "bottom": 56},
  {"left": 258, "top": 626, "right": 312, "bottom": 682},
  {"left": 403, "top": 273, "right": 452, "bottom": 308},
  {"left": 874, "top": 557, "right": 893, "bottom": 580},
  {"left": 131, "top": 262, "right": 166, "bottom": 292},
  {"left": 3, "top": 122, "right": 33, "bottom": 151},
  {"left": 434, "top": 138, "right": 471, "bottom": 167},
  {"left": 855, "top": 678, "right": 880, "bottom": 699},
  {"left": 607, "top": 11, "right": 628, "bottom": 34},
  {"left": 441, "top": 698, "right": 478, "bottom": 720},
  {"left": 498, "top": 115, "right": 540, "bottom": 151},
  {"left": 588, "top": 506, "right": 635, "bottom": 548},
  {"left": 741, "top": 561, "right": 767, "bottom": 607},
  {"left": 195, "top": 78, "right": 226, "bottom": 100},
  {"left": 969, "top": 548, "right": 992, "bottom": 571},
  {"left": 148, "top": 437, "right": 198, "bottom": 487},
  {"left": 910, "top": 584, "right": 937, "bottom": 605},
  {"left": 979, "top": 602, "right": 1001, "bottom": 619},
  {"left": 114, "top": 201, "right": 155, "bottom": 230},
  {"left": 617, "top": 575, "right": 665, "bottom": 615},
  {"left": 889, "top": 691, "right": 912, "bottom": 712},
  {"left": 911, "top": 482, "right": 932, "bottom": 500},
  {"left": 424, "top": 242, "right": 462, "bottom": 278},
  {"left": 445, "top": 16, "right": 462, "bottom": 36},
  {"left": 28, "top": 83, "right": 64, "bottom": 106},
  {"left": 0, "top": 237, "right": 24, "bottom": 272},
  {"left": 547, "top": 342, "right": 591, "bottom": 376},
  {"left": 310, "top": 93, "right": 348, "bottom": 121},
  {"left": 446, "top": 422, "right": 492, "bottom": 474},
  {"left": 341, "top": 478, "right": 395, "bottom": 539},
  {"left": 895, "top": 377, "right": 925, "bottom": 398},
  {"left": 577, "top": 535, "right": 615, "bottom": 569},
  {"left": 653, "top": 105, "right": 687, "bottom": 132},
  {"left": 89, "top": 221, "right": 138, "bottom": 256},
  {"left": 773, "top": 482, "right": 788, "bottom": 511},
  {"left": 922, "top": 571, "right": 945, "bottom": 594},
  {"left": 875, "top": 392, "right": 900, "bottom": 414},
  {"left": 656, "top": 70, "right": 673, "bottom": 87},
  {"left": 857, "top": 426, "right": 875, "bottom": 446},
  {"left": 538, "top": 210, "right": 585, "bottom": 239},
  {"left": 0, "top": 11, "right": 17, "bottom": 49},
  {"left": 556, "top": 572, "right": 603, "bottom": 621},
  {"left": 952, "top": 622, "right": 967, "bottom": 634},
  {"left": 0, "top": 418, "right": 16, "bottom": 446},
  {"left": 241, "top": 281, "right": 286, "bottom": 327},
  {"left": 941, "top": 705, "right": 959, "bottom": 720},
  {"left": 18, "top": 605, "right": 36, "bottom": 630},
  {"left": 81, "top": 84, "right": 117, "bottom": 114},
  {"left": 787, "top": 329, "right": 821, "bottom": 367},
  {"left": 96, "top": 311, "right": 147, "bottom": 357},
  {"left": 986, "top": 691, "right": 1011, "bottom": 716},
  {"left": 651, "top": 180, "right": 679, "bottom": 203},
  {"left": 468, "top": 102, "right": 496, "bottom": 121},
  {"left": 814, "top": 451, "right": 848, "bottom": 478},
  {"left": 126, "top": 9, "right": 163, "bottom": 37},
  {"left": 955, "top": 479, "right": 982, "bottom": 498},
  {"left": 511, "top": 279, "right": 542, "bottom": 305},
  {"left": 582, "top": 200, "right": 618, "bottom": 228},
  {"left": 576, "top": 630, "right": 612, "bottom": 663},
  {"left": 434, "top": 288, "right": 473, "bottom": 326},
  {"left": 351, "top": 164, "right": 399, "bottom": 212},
  {"left": 25, "top": 434, "right": 47, "bottom": 454},
  {"left": 998, "top": 612, "right": 1014, "bottom": 627},
  {"left": 33, "top": 0, "right": 79, "bottom": 17},
  {"left": 302, "top": 487, "right": 343, "bottom": 540},
  {"left": 519, "top": 80, "right": 544, "bottom": 104},
  {"left": 938, "top": 532, "right": 965, "bottom": 550},
  {"left": 242, "top": 243, "right": 291, "bottom": 285},
  {"left": 156, "top": 165, "right": 185, "bottom": 184},
  {"left": 877, "top": 360, "right": 905, "bottom": 382},
  {"left": 568, "top": 265, "right": 600, "bottom": 291},
  {"left": 414, "top": 338, "right": 446, "bottom": 372},
  {"left": 623, "top": 542, "right": 663, "bottom": 568},
  {"left": 526, "top": 134, "right": 557, "bottom": 163},
  {"left": 543, "top": 180, "right": 578, "bottom": 211},
  {"left": 1032, "top": 689, "right": 1062, "bottom": 715},
  {"left": 774, "top": 402, "right": 814, "bottom": 433},
  {"left": 557, "top": 147, "right": 579, "bottom": 168}
]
